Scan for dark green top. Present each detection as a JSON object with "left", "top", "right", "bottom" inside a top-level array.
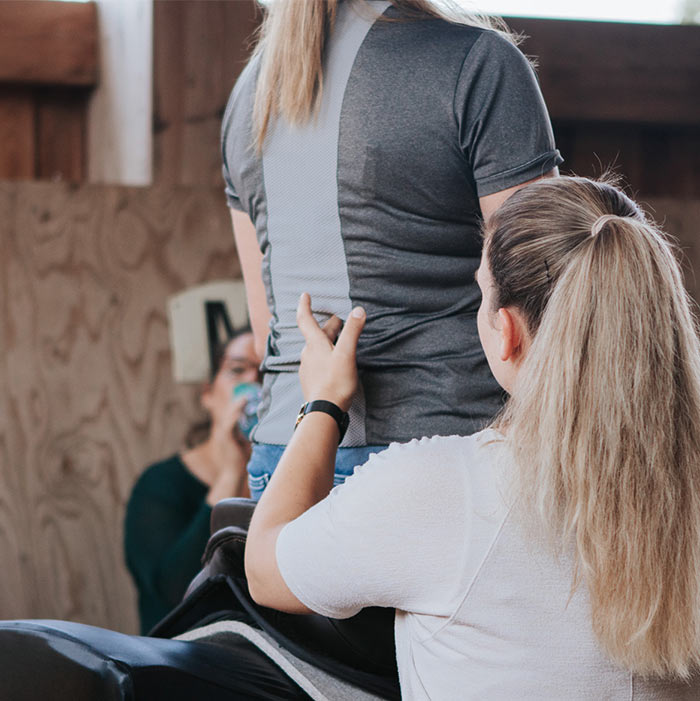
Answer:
[{"left": 124, "top": 454, "right": 211, "bottom": 634}]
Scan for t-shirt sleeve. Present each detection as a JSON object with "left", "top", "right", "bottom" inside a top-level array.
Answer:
[
  {"left": 275, "top": 437, "right": 472, "bottom": 619},
  {"left": 456, "top": 31, "right": 563, "bottom": 197},
  {"left": 221, "top": 57, "right": 260, "bottom": 213}
]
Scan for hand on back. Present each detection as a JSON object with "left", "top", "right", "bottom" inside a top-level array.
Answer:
[{"left": 296, "top": 292, "right": 366, "bottom": 412}]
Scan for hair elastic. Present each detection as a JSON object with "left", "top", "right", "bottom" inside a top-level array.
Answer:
[
  {"left": 543, "top": 258, "right": 552, "bottom": 285},
  {"left": 591, "top": 214, "right": 620, "bottom": 237}
]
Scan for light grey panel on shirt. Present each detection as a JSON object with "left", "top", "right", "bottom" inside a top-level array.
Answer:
[{"left": 254, "top": 1, "right": 389, "bottom": 446}]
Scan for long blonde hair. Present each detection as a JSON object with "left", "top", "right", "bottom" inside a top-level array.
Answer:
[
  {"left": 252, "top": 0, "right": 515, "bottom": 150},
  {"left": 484, "top": 176, "right": 700, "bottom": 678}
]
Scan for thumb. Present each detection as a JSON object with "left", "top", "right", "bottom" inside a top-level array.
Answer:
[{"left": 335, "top": 306, "right": 366, "bottom": 355}]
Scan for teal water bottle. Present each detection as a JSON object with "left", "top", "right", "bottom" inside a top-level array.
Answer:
[{"left": 233, "top": 382, "right": 262, "bottom": 439}]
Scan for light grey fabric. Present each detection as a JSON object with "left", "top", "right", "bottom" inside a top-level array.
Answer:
[
  {"left": 253, "top": 1, "right": 385, "bottom": 446},
  {"left": 176, "top": 620, "right": 385, "bottom": 701}
]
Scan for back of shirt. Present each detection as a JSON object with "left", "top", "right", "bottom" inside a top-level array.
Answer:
[
  {"left": 277, "top": 433, "right": 700, "bottom": 700},
  {"left": 222, "top": 1, "right": 562, "bottom": 446}
]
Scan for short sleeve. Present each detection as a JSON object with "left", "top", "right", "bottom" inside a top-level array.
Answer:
[
  {"left": 221, "top": 91, "right": 245, "bottom": 211},
  {"left": 275, "top": 436, "right": 475, "bottom": 620},
  {"left": 221, "top": 56, "right": 260, "bottom": 213},
  {"left": 455, "top": 31, "right": 563, "bottom": 197}
]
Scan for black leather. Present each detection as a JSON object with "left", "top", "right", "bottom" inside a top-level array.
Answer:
[
  {"left": 209, "top": 496, "right": 257, "bottom": 534},
  {"left": 0, "top": 619, "right": 311, "bottom": 700},
  {"left": 150, "top": 497, "right": 401, "bottom": 700}
]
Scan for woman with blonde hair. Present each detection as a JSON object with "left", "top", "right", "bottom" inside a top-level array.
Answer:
[
  {"left": 247, "top": 176, "right": 700, "bottom": 698},
  {"left": 223, "top": 0, "right": 562, "bottom": 497}
]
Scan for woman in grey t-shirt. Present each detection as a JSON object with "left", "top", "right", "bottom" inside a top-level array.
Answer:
[{"left": 223, "top": 0, "right": 562, "bottom": 497}]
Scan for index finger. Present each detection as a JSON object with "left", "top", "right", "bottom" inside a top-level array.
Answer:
[
  {"left": 296, "top": 293, "right": 328, "bottom": 343},
  {"left": 334, "top": 306, "right": 366, "bottom": 356}
]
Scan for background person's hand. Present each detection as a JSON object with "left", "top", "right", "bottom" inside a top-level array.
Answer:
[
  {"left": 206, "top": 396, "right": 252, "bottom": 504},
  {"left": 297, "top": 292, "right": 366, "bottom": 411},
  {"left": 217, "top": 396, "right": 248, "bottom": 437}
]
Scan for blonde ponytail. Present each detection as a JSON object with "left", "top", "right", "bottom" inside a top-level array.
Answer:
[
  {"left": 486, "top": 176, "right": 700, "bottom": 678},
  {"left": 252, "top": 0, "right": 516, "bottom": 150}
]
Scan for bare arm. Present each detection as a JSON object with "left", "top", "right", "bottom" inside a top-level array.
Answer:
[
  {"left": 245, "top": 294, "right": 366, "bottom": 612},
  {"left": 478, "top": 168, "right": 559, "bottom": 223},
  {"left": 230, "top": 209, "right": 272, "bottom": 359}
]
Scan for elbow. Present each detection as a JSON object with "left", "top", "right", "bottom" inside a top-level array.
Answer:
[
  {"left": 253, "top": 336, "right": 267, "bottom": 364},
  {"left": 245, "top": 561, "right": 267, "bottom": 607},
  {"left": 247, "top": 577, "right": 273, "bottom": 609},
  {"left": 244, "top": 540, "right": 275, "bottom": 608},
  {"left": 244, "top": 536, "right": 310, "bottom": 614}
]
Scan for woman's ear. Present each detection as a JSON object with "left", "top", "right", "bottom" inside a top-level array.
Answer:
[{"left": 497, "top": 307, "right": 526, "bottom": 362}]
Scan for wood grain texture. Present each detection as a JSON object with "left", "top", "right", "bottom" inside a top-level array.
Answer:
[
  {"left": 153, "top": 0, "right": 261, "bottom": 185},
  {"left": 509, "top": 17, "right": 700, "bottom": 125},
  {"left": 0, "top": 0, "right": 98, "bottom": 87},
  {"left": 0, "top": 182, "right": 238, "bottom": 632}
]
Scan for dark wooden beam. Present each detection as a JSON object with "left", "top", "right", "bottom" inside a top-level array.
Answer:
[
  {"left": 506, "top": 17, "right": 700, "bottom": 126},
  {"left": 0, "top": 0, "right": 98, "bottom": 87},
  {"left": 0, "top": 88, "right": 35, "bottom": 178},
  {"left": 153, "top": 0, "right": 261, "bottom": 185},
  {"left": 36, "top": 88, "right": 87, "bottom": 182}
]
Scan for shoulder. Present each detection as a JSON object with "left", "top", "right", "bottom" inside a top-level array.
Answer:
[
  {"left": 141, "top": 454, "right": 187, "bottom": 481},
  {"left": 128, "top": 454, "right": 190, "bottom": 501},
  {"left": 366, "top": 429, "right": 500, "bottom": 467},
  {"left": 379, "top": 11, "right": 494, "bottom": 64},
  {"left": 343, "top": 430, "right": 505, "bottom": 502},
  {"left": 460, "top": 28, "right": 533, "bottom": 75},
  {"left": 223, "top": 53, "right": 261, "bottom": 124},
  {"left": 231, "top": 52, "right": 261, "bottom": 98}
]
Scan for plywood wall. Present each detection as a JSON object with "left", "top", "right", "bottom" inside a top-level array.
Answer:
[{"left": 0, "top": 182, "right": 237, "bottom": 632}]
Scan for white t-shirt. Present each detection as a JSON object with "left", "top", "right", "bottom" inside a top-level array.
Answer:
[{"left": 276, "top": 430, "right": 700, "bottom": 700}]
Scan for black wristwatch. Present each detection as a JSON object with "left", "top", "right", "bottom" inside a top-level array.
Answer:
[{"left": 294, "top": 400, "right": 349, "bottom": 443}]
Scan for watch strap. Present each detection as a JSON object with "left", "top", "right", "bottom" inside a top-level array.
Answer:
[{"left": 294, "top": 400, "right": 349, "bottom": 443}]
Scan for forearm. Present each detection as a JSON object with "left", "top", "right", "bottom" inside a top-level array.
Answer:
[
  {"left": 206, "top": 468, "right": 250, "bottom": 506},
  {"left": 230, "top": 208, "right": 272, "bottom": 358},
  {"left": 245, "top": 412, "right": 338, "bottom": 610},
  {"left": 253, "top": 412, "right": 338, "bottom": 527},
  {"left": 244, "top": 294, "right": 364, "bottom": 611}
]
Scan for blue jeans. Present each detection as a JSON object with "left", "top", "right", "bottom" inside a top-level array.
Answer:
[{"left": 247, "top": 443, "right": 387, "bottom": 501}]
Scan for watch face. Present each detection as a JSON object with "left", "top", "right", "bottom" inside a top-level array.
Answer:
[{"left": 294, "top": 402, "right": 308, "bottom": 430}]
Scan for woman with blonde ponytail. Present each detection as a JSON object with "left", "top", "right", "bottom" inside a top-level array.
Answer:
[
  {"left": 248, "top": 176, "right": 700, "bottom": 698},
  {"left": 487, "top": 176, "right": 700, "bottom": 682},
  {"left": 223, "top": 0, "right": 562, "bottom": 498}
]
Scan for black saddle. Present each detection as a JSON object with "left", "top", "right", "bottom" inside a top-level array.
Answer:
[{"left": 0, "top": 498, "right": 400, "bottom": 700}]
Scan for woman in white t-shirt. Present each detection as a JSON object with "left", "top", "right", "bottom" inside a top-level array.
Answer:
[{"left": 245, "top": 176, "right": 700, "bottom": 699}]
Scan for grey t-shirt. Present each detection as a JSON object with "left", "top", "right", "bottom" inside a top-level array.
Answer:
[{"left": 222, "top": 1, "right": 562, "bottom": 446}]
